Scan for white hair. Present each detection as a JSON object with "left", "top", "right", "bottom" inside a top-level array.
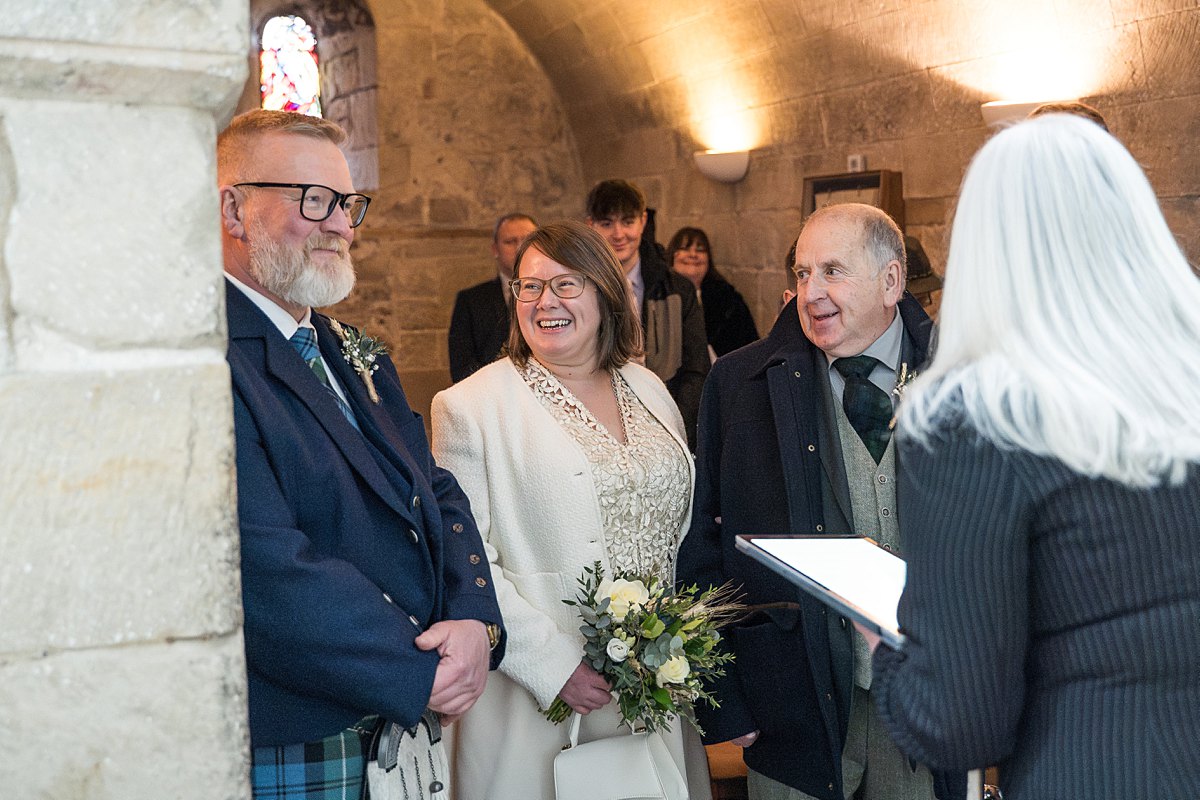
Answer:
[{"left": 900, "top": 114, "right": 1200, "bottom": 487}]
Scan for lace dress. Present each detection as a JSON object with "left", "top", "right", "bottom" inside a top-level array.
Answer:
[{"left": 519, "top": 359, "right": 691, "bottom": 580}]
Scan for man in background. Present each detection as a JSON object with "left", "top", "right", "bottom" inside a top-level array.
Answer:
[
  {"left": 448, "top": 212, "right": 537, "bottom": 382},
  {"left": 586, "top": 179, "right": 709, "bottom": 448}
]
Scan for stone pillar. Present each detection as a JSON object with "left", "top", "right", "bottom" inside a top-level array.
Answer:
[{"left": 0, "top": 2, "right": 251, "bottom": 798}]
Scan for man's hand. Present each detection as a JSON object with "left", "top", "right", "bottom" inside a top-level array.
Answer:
[
  {"left": 558, "top": 662, "right": 612, "bottom": 715},
  {"left": 731, "top": 730, "right": 760, "bottom": 748},
  {"left": 415, "top": 619, "right": 491, "bottom": 717}
]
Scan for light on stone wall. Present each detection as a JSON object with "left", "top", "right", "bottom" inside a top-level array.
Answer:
[
  {"left": 930, "top": 1, "right": 1121, "bottom": 114},
  {"left": 693, "top": 149, "right": 750, "bottom": 183},
  {"left": 694, "top": 93, "right": 762, "bottom": 153}
]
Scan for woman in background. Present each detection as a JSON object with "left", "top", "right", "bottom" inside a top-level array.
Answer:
[
  {"left": 868, "top": 115, "right": 1200, "bottom": 798},
  {"left": 667, "top": 226, "right": 758, "bottom": 359},
  {"left": 432, "top": 221, "right": 710, "bottom": 799}
]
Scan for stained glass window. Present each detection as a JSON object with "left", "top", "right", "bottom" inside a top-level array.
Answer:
[{"left": 261, "top": 15, "right": 322, "bottom": 117}]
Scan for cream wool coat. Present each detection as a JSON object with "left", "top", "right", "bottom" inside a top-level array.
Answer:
[{"left": 431, "top": 358, "right": 709, "bottom": 800}]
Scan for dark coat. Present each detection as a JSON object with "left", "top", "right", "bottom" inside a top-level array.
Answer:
[
  {"left": 226, "top": 282, "right": 504, "bottom": 747},
  {"left": 640, "top": 245, "right": 710, "bottom": 450},
  {"left": 700, "top": 271, "right": 759, "bottom": 357},
  {"left": 875, "top": 419, "right": 1200, "bottom": 799},
  {"left": 448, "top": 277, "right": 508, "bottom": 383},
  {"left": 677, "top": 295, "right": 961, "bottom": 800}
]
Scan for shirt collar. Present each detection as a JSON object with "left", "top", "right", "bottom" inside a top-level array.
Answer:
[
  {"left": 625, "top": 256, "right": 643, "bottom": 294},
  {"left": 225, "top": 271, "right": 313, "bottom": 340},
  {"left": 824, "top": 308, "right": 904, "bottom": 373}
]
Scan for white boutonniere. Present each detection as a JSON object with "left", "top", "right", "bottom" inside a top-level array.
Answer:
[
  {"left": 889, "top": 362, "right": 917, "bottom": 429},
  {"left": 327, "top": 318, "right": 386, "bottom": 404}
]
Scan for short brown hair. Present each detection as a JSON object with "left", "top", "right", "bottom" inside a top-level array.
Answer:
[
  {"left": 585, "top": 179, "right": 646, "bottom": 220},
  {"left": 505, "top": 221, "right": 643, "bottom": 371},
  {"left": 1028, "top": 101, "right": 1109, "bottom": 132},
  {"left": 217, "top": 110, "right": 347, "bottom": 182},
  {"left": 493, "top": 212, "right": 538, "bottom": 242}
]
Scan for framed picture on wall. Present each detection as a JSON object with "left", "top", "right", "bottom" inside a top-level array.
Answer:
[{"left": 801, "top": 170, "right": 905, "bottom": 231}]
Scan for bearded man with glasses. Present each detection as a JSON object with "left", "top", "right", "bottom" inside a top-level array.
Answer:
[{"left": 218, "top": 109, "right": 504, "bottom": 800}]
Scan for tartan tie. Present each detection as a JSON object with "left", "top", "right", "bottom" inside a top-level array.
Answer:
[
  {"left": 289, "top": 326, "right": 360, "bottom": 430},
  {"left": 835, "top": 355, "right": 892, "bottom": 463}
]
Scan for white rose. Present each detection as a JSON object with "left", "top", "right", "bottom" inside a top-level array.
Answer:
[
  {"left": 606, "top": 637, "right": 630, "bottom": 662},
  {"left": 600, "top": 578, "right": 650, "bottom": 621},
  {"left": 655, "top": 655, "right": 691, "bottom": 687}
]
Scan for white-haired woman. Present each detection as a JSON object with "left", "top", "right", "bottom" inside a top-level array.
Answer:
[{"left": 865, "top": 115, "right": 1200, "bottom": 799}]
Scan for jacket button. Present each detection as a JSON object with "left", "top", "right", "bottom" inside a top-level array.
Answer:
[
  {"left": 475, "top": 577, "right": 487, "bottom": 588},
  {"left": 382, "top": 593, "right": 394, "bottom": 605},
  {"left": 815, "top": 524, "right": 823, "bottom": 532},
  {"left": 828, "top": 783, "right": 834, "bottom": 791},
  {"left": 807, "top": 444, "right": 816, "bottom": 452},
  {"left": 412, "top": 495, "right": 422, "bottom": 508},
  {"left": 877, "top": 475, "right": 887, "bottom": 484},
  {"left": 469, "top": 554, "right": 481, "bottom": 565},
  {"left": 794, "top": 371, "right": 801, "bottom": 378},
  {"left": 409, "top": 615, "right": 420, "bottom": 627},
  {"left": 882, "top": 508, "right": 891, "bottom": 517},
  {"left": 452, "top": 523, "right": 464, "bottom": 533},
  {"left": 407, "top": 529, "right": 419, "bottom": 544}
]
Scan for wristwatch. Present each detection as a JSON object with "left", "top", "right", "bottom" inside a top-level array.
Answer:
[{"left": 485, "top": 623, "right": 502, "bottom": 651}]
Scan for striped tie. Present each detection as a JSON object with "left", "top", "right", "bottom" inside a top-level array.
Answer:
[{"left": 289, "top": 326, "right": 360, "bottom": 430}]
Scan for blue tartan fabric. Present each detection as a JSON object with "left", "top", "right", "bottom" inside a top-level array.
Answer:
[
  {"left": 251, "top": 722, "right": 371, "bottom": 800},
  {"left": 288, "top": 326, "right": 360, "bottom": 431}
]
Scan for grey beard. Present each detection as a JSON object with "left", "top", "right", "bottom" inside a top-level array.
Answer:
[{"left": 247, "top": 229, "right": 356, "bottom": 309}]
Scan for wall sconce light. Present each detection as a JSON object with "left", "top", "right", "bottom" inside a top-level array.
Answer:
[
  {"left": 980, "top": 99, "right": 1068, "bottom": 128},
  {"left": 694, "top": 150, "right": 750, "bottom": 183}
]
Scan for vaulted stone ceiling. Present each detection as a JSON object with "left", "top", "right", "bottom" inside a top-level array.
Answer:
[
  {"left": 475, "top": 0, "right": 1198, "bottom": 281},
  {"left": 482, "top": 0, "right": 1178, "bottom": 173}
]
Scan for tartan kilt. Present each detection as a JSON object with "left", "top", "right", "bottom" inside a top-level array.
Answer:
[{"left": 251, "top": 720, "right": 375, "bottom": 800}]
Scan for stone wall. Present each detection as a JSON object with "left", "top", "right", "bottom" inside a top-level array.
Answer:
[
  {"left": 0, "top": 1, "right": 250, "bottom": 797},
  {"left": 235, "top": 0, "right": 585, "bottom": 417},
  {"left": 492, "top": 0, "right": 1200, "bottom": 336}
]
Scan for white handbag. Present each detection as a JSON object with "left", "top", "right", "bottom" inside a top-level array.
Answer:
[{"left": 553, "top": 712, "right": 689, "bottom": 800}]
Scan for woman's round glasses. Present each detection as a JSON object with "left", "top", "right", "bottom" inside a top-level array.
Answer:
[
  {"left": 235, "top": 182, "right": 372, "bottom": 228},
  {"left": 509, "top": 274, "right": 589, "bottom": 303}
]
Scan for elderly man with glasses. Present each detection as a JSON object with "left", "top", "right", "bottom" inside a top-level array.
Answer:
[{"left": 218, "top": 109, "right": 504, "bottom": 800}]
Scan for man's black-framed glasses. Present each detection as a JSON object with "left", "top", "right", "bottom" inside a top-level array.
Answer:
[
  {"left": 509, "top": 274, "right": 589, "bottom": 303},
  {"left": 235, "top": 182, "right": 372, "bottom": 228}
]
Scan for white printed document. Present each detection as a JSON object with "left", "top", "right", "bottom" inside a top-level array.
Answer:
[{"left": 736, "top": 535, "right": 907, "bottom": 647}]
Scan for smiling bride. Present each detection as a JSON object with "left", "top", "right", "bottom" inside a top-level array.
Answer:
[{"left": 431, "top": 220, "right": 711, "bottom": 800}]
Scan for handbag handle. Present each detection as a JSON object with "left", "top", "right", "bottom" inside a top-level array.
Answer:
[{"left": 565, "top": 712, "right": 582, "bottom": 750}]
